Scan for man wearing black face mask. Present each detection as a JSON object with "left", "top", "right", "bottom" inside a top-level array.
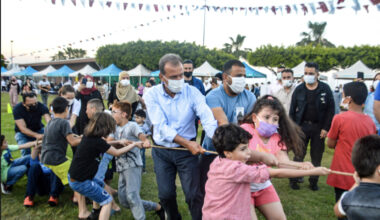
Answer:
[
  {"left": 183, "top": 60, "right": 205, "bottom": 95},
  {"left": 13, "top": 92, "right": 51, "bottom": 156}
]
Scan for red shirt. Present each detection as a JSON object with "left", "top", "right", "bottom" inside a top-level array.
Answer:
[{"left": 326, "top": 111, "right": 376, "bottom": 190}]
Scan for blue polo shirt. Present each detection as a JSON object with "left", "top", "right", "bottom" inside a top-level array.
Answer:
[{"left": 185, "top": 77, "right": 205, "bottom": 95}]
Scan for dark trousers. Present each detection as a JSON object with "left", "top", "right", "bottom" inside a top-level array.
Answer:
[
  {"left": 198, "top": 154, "right": 217, "bottom": 202},
  {"left": 335, "top": 187, "right": 348, "bottom": 220},
  {"left": 152, "top": 148, "right": 203, "bottom": 220},
  {"left": 291, "top": 122, "right": 325, "bottom": 185},
  {"left": 25, "top": 163, "right": 64, "bottom": 198}
]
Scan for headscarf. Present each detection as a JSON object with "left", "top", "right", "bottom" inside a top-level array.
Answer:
[
  {"left": 116, "top": 71, "right": 139, "bottom": 103},
  {"left": 80, "top": 75, "right": 97, "bottom": 95}
]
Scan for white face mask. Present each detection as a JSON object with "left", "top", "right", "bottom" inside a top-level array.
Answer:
[
  {"left": 86, "top": 81, "right": 93, "bottom": 88},
  {"left": 282, "top": 80, "right": 293, "bottom": 88},
  {"left": 340, "top": 97, "right": 350, "bottom": 110},
  {"left": 120, "top": 79, "right": 130, "bottom": 86},
  {"left": 67, "top": 99, "right": 74, "bottom": 105},
  {"left": 373, "top": 80, "right": 379, "bottom": 90},
  {"left": 217, "top": 80, "right": 222, "bottom": 85},
  {"left": 228, "top": 76, "right": 246, "bottom": 94},
  {"left": 304, "top": 75, "right": 316, "bottom": 84},
  {"left": 277, "top": 72, "right": 282, "bottom": 80},
  {"left": 163, "top": 76, "right": 184, "bottom": 93}
]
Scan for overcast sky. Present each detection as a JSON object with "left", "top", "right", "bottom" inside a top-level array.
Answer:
[{"left": 1, "top": 0, "right": 380, "bottom": 64}]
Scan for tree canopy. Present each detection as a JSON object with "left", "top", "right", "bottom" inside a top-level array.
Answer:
[
  {"left": 95, "top": 40, "right": 235, "bottom": 70},
  {"left": 247, "top": 44, "right": 380, "bottom": 72},
  {"left": 296, "top": 21, "right": 335, "bottom": 48},
  {"left": 51, "top": 47, "right": 87, "bottom": 61},
  {"left": 223, "top": 34, "right": 248, "bottom": 58}
]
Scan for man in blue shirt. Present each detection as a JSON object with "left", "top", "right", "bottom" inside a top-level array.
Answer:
[
  {"left": 143, "top": 53, "right": 217, "bottom": 220},
  {"left": 183, "top": 59, "right": 205, "bottom": 95},
  {"left": 199, "top": 59, "right": 257, "bottom": 201}
]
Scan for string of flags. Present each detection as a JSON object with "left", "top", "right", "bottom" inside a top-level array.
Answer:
[{"left": 12, "top": 0, "right": 380, "bottom": 58}]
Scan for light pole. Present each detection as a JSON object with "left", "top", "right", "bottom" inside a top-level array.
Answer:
[
  {"left": 10, "top": 40, "right": 14, "bottom": 65},
  {"left": 202, "top": 0, "right": 206, "bottom": 46}
]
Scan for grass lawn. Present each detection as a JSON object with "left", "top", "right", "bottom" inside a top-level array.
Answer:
[{"left": 1, "top": 92, "right": 337, "bottom": 219}]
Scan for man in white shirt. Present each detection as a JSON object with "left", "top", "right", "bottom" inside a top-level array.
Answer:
[
  {"left": 273, "top": 69, "right": 296, "bottom": 114},
  {"left": 38, "top": 76, "right": 51, "bottom": 106}
]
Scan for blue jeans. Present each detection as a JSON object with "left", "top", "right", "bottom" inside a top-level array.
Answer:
[
  {"left": 6, "top": 155, "right": 31, "bottom": 186},
  {"left": 152, "top": 148, "right": 203, "bottom": 220},
  {"left": 15, "top": 128, "right": 44, "bottom": 156},
  {"left": 94, "top": 153, "right": 114, "bottom": 182},
  {"left": 140, "top": 148, "right": 146, "bottom": 170},
  {"left": 118, "top": 167, "right": 157, "bottom": 220},
  {"left": 68, "top": 174, "right": 112, "bottom": 206},
  {"left": 25, "top": 163, "right": 64, "bottom": 198}
]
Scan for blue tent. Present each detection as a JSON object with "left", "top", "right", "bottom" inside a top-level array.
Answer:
[
  {"left": 150, "top": 70, "right": 159, "bottom": 77},
  {"left": 13, "top": 66, "right": 38, "bottom": 77},
  {"left": 47, "top": 65, "right": 74, "bottom": 77},
  {"left": 92, "top": 64, "right": 122, "bottom": 77},
  {"left": 1, "top": 67, "right": 7, "bottom": 73},
  {"left": 243, "top": 62, "right": 266, "bottom": 78}
]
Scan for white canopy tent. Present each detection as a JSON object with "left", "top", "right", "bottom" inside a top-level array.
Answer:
[
  {"left": 193, "top": 61, "right": 220, "bottom": 77},
  {"left": 1, "top": 66, "right": 22, "bottom": 77},
  {"left": 332, "top": 60, "right": 375, "bottom": 80},
  {"left": 33, "top": 65, "right": 56, "bottom": 77},
  {"left": 291, "top": 61, "right": 307, "bottom": 78},
  {"left": 69, "top": 64, "right": 98, "bottom": 77},
  {"left": 127, "top": 64, "right": 151, "bottom": 84}
]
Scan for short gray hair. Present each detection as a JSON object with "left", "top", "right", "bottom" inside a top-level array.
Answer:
[{"left": 159, "top": 53, "right": 183, "bottom": 75}]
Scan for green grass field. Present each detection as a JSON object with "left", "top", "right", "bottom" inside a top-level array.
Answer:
[{"left": 1, "top": 92, "right": 337, "bottom": 219}]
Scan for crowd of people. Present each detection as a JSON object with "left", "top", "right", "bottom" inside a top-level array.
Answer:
[{"left": 1, "top": 55, "right": 380, "bottom": 220}]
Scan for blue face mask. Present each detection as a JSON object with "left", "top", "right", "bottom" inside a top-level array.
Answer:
[{"left": 304, "top": 75, "right": 316, "bottom": 84}]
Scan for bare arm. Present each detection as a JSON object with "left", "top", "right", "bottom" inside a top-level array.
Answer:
[
  {"left": 138, "top": 133, "right": 151, "bottom": 148},
  {"left": 276, "top": 151, "right": 314, "bottom": 169},
  {"left": 15, "top": 119, "right": 44, "bottom": 140},
  {"left": 106, "top": 142, "right": 140, "bottom": 157},
  {"left": 18, "top": 140, "right": 39, "bottom": 150},
  {"left": 327, "top": 137, "right": 337, "bottom": 149},
  {"left": 211, "top": 107, "right": 229, "bottom": 126},
  {"left": 268, "top": 167, "right": 330, "bottom": 178},
  {"left": 43, "top": 113, "right": 51, "bottom": 124},
  {"left": 69, "top": 115, "right": 77, "bottom": 128},
  {"left": 247, "top": 150, "right": 278, "bottom": 167},
  {"left": 66, "top": 134, "right": 82, "bottom": 146},
  {"left": 138, "top": 96, "right": 146, "bottom": 109}
]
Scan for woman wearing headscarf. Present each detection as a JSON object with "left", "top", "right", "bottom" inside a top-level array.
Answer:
[
  {"left": 8, "top": 76, "right": 21, "bottom": 107},
  {"left": 74, "top": 75, "right": 103, "bottom": 135},
  {"left": 108, "top": 71, "right": 142, "bottom": 118}
]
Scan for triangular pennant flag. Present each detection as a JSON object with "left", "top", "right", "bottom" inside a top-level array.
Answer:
[
  {"left": 99, "top": 0, "right": 104, "bottom": 9},
  {"left": 318, "top": 2, "right": 329, "bottom": 12},
  {"left": 61, "top": 0, "right": 65, "bottom": 6},
  {"left": 123, "top": 2, "right": 128, "bottom": 10},
  {"left": 52, "top": 0, "right": 56, "bottom": 5},
  {"left": 377, "top": 4, "right": 380, "bottom": 10},
  {"left": 352, "top": 0, "right": 361, "bottom": 12},
  {"left": 154, "top": 4, "right": 158, "bottom": 11},
  {"left": 167, "top": 5, "right": 171, "bottom": 11},
  {"left": 370, "top": 0, "right": 380, "bottom": 4},
  {"left": 173, "top": 5, "right": 176, "bottom": 9},
  {"left": 89, "top": 0, "right": 94, "bottom": 7},
  {"left": 278, "top": 5, "right": 283, "bottom": 15},
  {"left": 161, "top": 5, "right": 164, "bottom": 11},
  {"left": 7, "top": 103, "right": 13, "bottom": 114},
  {"left": 146, "top": 4, "right": 150, "bottom": 11},
  {"left": 206, "top": 6, "right": 210, "bottom": 11},
  {"left": 286, "top": 5, "right": 291, "bottom": 13},
  {"left": 116, "top": 2, "right": 120, "bottom": 10},
  {"left": 240, "top": 7, "right": 245, "bottom": 11},
  {"left": 80, "top": 0, "right": 85, "bottom": 7},
  {"left": 264, "top": 6, "right": 269, "bottom": 13},
  {"left": 363, "top": 5, "right": 369, "bottom": 12},
  {"left": 271, "top": 6, "right": 277, "bottom": 14},
  {"left": 309, "top": 3, "right": 316, "bottom": 14},
  {"left": 179, "top": 5, "right": 183, "bottom": 10},
  {"left": 301, "top": 4, "right": 308, "bottom": 15},
  {"left": 131, "top": 3, "right": 135, "bottom": 9},
  {"left": 106, "top": 1, "right": 112, "bottom": 8},
  {"left": 213, "top": 6, "right": 218, "bottom": 12},
  {"left": 329, "top": 1, "right": 335, "bottom": 14},
  {"left": 293, "top": 4, "right": 298, "bottom": 14},
  {"left": 338, "top": 0, "right": 345, "bottom": 4},
  {"left": 255, "top": 7, "right": 259, "bottom": 15},
  {"left": 71, "top": 0, "right": 76, "bottom": 6},
  {"left": 139, "top": 3, "right": 143, "bottom": 10}
]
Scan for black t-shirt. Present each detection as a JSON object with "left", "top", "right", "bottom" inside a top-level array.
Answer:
[
  {"left": 69, "top": 136, "right": 111, "bottom": 181},
  {"left": 13, "top": 102, "right": 49, "bottom": 133},
  {"left": 303, "top": 88, "right": 319, "bottom": 123}
]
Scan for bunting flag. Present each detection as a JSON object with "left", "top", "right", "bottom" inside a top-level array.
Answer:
[
  {"left": 89, "top": 0, "right": 94, "bottom": 7},
  {"left": 309, "top": 2, "right": 317, "bottom": 14},
  {"left": 370, "top": 0, "right": 380, "bottom": 4},
  {"left": 318, "top": 2, "right": 329, "bottom": 12},
  {"left": 301, "top": 3, "right": 308, "bottom": 15},
  {"left": 363, "top": 5, "right": 369, "bottom": 12},
  {"left": 286, "top": 5, "right": 291, "bottom": 14},
  {"left": 71, "top": 0, "right": 76, "bottom": 6},
  {"left": 328, "top": 0, "right": 335, "bottom": 14}
]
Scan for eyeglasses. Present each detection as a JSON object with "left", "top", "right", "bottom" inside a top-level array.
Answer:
[{"left": 111, "top": 110, "right": 121, "bottom": 114}]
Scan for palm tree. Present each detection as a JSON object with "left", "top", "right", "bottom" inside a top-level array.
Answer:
[
  {"left": 223, "top": 34, "right": 247, "bottom": 57},
  {"left": 296, "top": 21, "right": 335, "bottom": 47},
  {"left": 51, "top": 47, "right": 87, "bottom": 61}
]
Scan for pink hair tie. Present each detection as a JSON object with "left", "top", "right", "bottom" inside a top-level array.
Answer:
[{"left": 267, "top": 96, "right": 274, "bottom": 100}]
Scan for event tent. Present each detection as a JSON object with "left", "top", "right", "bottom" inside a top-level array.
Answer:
[
  {"left": 47, "top": 65, "right": 74, "bottom": 77},
  {"left": 193, "top": 61, "right": 220, "bottom": 77},
  {"left": 1, "top": 67, "right": 7, "bottom": 73},
  {"left": 150, "top": 70, "right": 159, "bottom": 77},
  {"left": 69, "top": 64, "right": 98, "bottom": 77},
  {"left": 332, "top": 60, "right": 375, "bottom": 80},
  {"left": 291, "top": 61, "right": 307, "bottom": 78},
  {"left": 1, "top": 67, "right": 21, "bottom": 77},
  {"left": 33, "top": 65, "right": 56, "bottom": 77},
  {"left": 92, "top": 64, "right": 122, "bottom": 77},
  {"left": 127, "top": 64, "right": 151, "bottom": 77},
  {"left": 13, "top": 66, "right": 38, "bottom": 77},
  {"left": 242, "top": 62, "right": 266, "bottom": 78}
]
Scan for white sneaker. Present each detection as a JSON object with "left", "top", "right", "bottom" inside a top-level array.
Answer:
[{"left": 1, "top": 183, "right": 11, "bottom": 195}]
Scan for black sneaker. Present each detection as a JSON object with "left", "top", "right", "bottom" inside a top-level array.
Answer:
[
  {"left": 155, "top": 204, "right": 166, "bottom": 220},
  {"left": 88, "top": 208, "right": 101, "bottom": 220},
  {"left": 309, "top": 183, "right": 319, "bottom": 191},
  {"left": 290, "top": 182, "right": 300, "bottom": 190}
]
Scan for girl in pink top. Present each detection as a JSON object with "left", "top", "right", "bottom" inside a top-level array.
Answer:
[
  {"left": 241, "top": 95, "right": 323, "bottom": 220},
  {"left": 203, "top": 124, "right": 330, "bottom": 220}
]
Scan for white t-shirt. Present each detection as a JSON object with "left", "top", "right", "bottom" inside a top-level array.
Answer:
[
  {"left": 38, "top": 80, "right": 50, "bottom": 87},
  {"left": 73, "top": 82, "right": 81, "bottom": 91},
  {"left": 50, "top": 98, "right": 81, "bottom": 120}
]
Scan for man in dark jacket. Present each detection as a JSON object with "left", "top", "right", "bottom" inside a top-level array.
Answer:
[{"left": 289, "top": 62, "right": 335, "bottom": 191}]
